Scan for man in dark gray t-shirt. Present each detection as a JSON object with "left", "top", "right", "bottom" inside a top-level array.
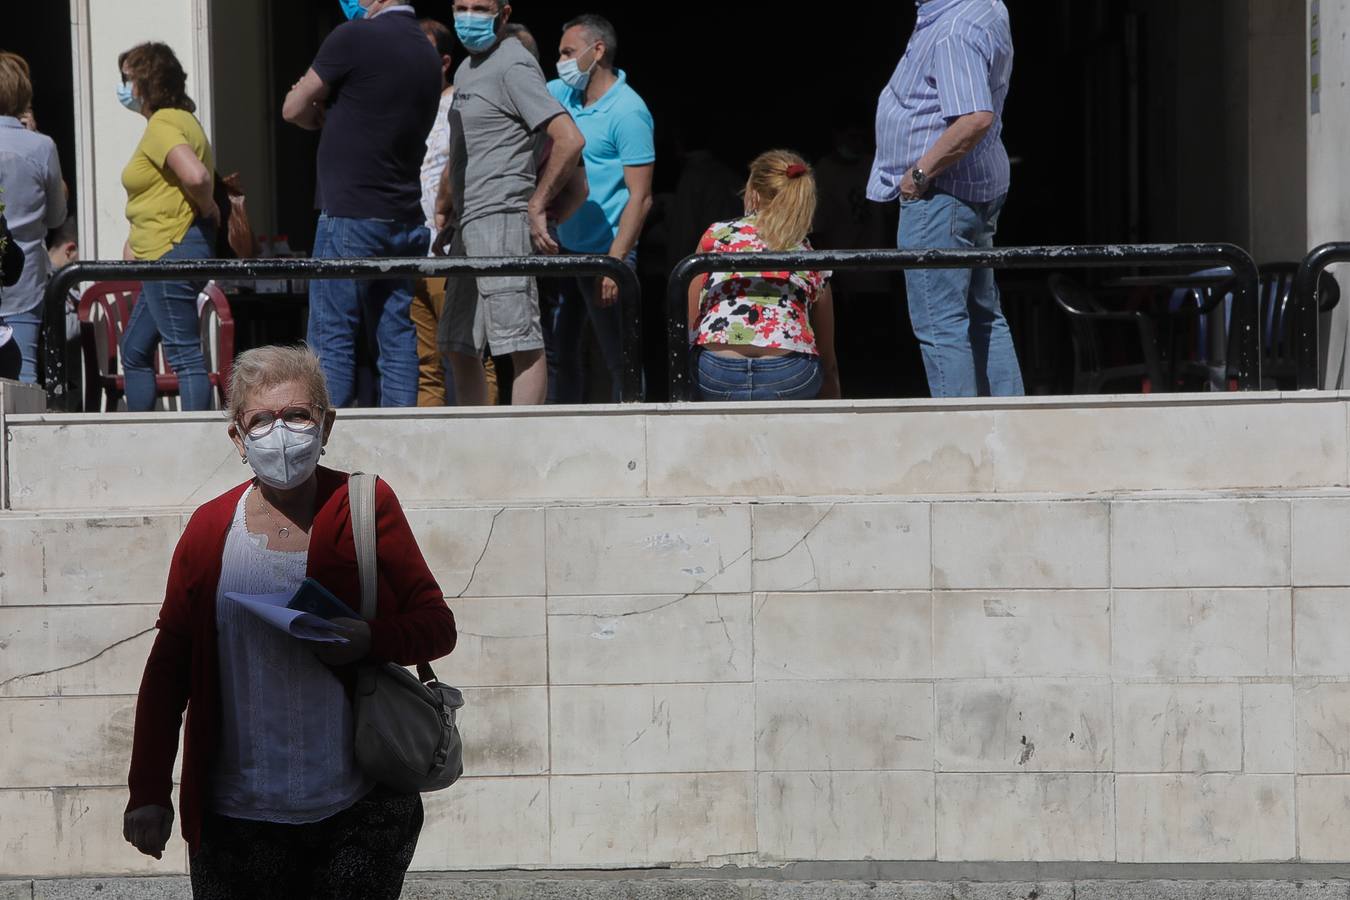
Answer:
[{"left": 435, "top": 0, "right": 585, "bottom": 406}]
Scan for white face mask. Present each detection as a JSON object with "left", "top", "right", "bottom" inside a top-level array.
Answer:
[
  {"left": 243, "top": 424, "right": 324, "bottom": 490},
  {"left": 556, "top": 43, "right": 600, "bottom": 91}
]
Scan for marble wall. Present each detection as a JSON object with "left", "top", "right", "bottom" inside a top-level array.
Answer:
[{"left": 3, "top": 395, "right": 1350, "bottom": 877}]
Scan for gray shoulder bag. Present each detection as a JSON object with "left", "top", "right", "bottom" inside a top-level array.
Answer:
[{"left": 348, "top": 472, "right": 464, "bottom": 794}]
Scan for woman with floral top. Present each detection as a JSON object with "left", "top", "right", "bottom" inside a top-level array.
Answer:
[{"left": 687, "top": 149, "right": 840, "bottom": 401}]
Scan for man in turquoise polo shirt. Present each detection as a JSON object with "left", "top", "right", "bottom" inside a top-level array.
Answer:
[{"left": 545, "top": 13, "right": 654, "bottom": 403}]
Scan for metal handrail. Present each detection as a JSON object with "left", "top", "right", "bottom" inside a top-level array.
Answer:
[
  {"left": 667, "top": 243, "right": 1261, "bottom": 401},
  {"left": 43, "top": 255, "right": 643, "bottom": 410},
  {"left": 1294, "top": 243, "right": 1350, "bottom": 389}
]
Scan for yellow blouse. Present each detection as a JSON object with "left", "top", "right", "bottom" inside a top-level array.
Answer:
[{"left": 122, "top": 108, "right": 213, "bottom": 260}]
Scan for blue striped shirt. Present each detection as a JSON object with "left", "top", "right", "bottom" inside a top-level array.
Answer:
[{"left": 867, "top": 0, "right": 1013, "bottom": 204}]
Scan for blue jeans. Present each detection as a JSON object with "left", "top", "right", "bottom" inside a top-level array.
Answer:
[
  {"left": 0, "top": 307, "right": 42, "bottom": 384},
  {"left": 541, "top": 251, "right": 635, "bottom": 404},
  {"left": 898, "top": 191, "right": 1024, "bottom": 398},
  {"left": 696, "top": 350, "right": 823, "bottom": 402},
  {"left": 309, "top": 215, "right": 429, "bottom": 408},
  {"left": 122, "top": 222, "right": 215, "bottom": 411}
]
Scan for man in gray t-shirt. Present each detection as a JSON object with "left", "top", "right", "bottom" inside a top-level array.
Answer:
[{"left": 435, "top": 1, "right": 585, "bottom": 406}]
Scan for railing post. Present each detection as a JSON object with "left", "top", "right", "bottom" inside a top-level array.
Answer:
[
  {"left": 611, "top": 261, "right": 644, "bottom": 403},
  {"left": 1231, "top": 272, "right": 1262, "bottom": 391},
  {"left": 1218, "top": 247, "right": 1263, "bottom": 391},
  {"left": 1294, "top": 243, "right": 1350, "bottom": 390},
  {"left": 1294, "top": 261, "right": 1320, "bottom": 391},
  {"left": 667, "top": 257, "right": 698, "bottom": 402},
  {"left": 44, "top": 261, "right": 87, "bottom": 411}
]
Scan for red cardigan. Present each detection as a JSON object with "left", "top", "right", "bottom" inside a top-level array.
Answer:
[{"left": 126, "top": 467, "right": 456, "bottom": 852}]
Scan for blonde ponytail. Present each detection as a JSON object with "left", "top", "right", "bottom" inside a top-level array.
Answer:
[{"left": 746, "top": 150, "right": 816, "bottom": 251}]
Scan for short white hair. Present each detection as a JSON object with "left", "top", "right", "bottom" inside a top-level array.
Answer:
[{"left": 227, "top": 345, "right": 331, "bottom": 419}]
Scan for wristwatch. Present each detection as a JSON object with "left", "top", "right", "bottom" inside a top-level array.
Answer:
[{"left": 910, "top": 167, "right": 929, "bottom": 193}]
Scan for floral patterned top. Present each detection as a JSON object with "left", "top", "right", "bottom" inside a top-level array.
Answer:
[{"left": 693, "top": 216, "right": 830, "bottom": 355}]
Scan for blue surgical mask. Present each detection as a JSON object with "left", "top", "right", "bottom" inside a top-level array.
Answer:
[
  {"left": 117, "top": 82, "right": 142, "bottom": 113},
  {"left": 454, "top": 12, "right": 500, "bottom": 53},
  {"left": 339, "top": 0, "right": 367, "bottom": 20},
  {"left": 556, "top": 44, "right": 599, "bottom": 91}
]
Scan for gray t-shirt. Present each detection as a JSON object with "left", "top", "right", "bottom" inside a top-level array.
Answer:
[{"left": 450, "top": 37, "right": 566, "bottom": 226}]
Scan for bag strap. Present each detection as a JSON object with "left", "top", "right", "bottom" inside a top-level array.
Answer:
[
  {"left": 348, "top": 472, "right": 379, "bottom": 622},
  {"left": 350, "top": 471, "right": 439, "bottom": 685}
]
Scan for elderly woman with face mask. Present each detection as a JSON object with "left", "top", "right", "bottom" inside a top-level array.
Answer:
[{"left": 123, "top": 345, "right": 456, "bottom": 899}]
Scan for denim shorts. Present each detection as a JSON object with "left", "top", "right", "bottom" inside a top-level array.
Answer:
[{"left": 695, "top": 350, "right": 823, "bottom": 402}]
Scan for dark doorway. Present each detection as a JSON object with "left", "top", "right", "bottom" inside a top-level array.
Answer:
[{"left": 5, "top": 3, "right": 78, "bottom": 224}]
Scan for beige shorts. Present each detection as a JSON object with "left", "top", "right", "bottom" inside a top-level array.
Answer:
[{"left": 438, "top": 211, "right": 544, "bottom": 357}]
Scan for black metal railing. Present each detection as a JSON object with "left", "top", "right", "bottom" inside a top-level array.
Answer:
[
  {"left": 667, "top": 243, "right": 1261, "bottom": 401},
  {"left": 1294, "top": 243, "right": 1350, "bottom": 389},
  {"left": 43, "top": 255, "right": 643, "bottom": 410}
]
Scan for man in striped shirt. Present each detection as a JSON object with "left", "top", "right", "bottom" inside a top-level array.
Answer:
[{"left": 867, "top": 0, "right": 1024, "bottom": 398}]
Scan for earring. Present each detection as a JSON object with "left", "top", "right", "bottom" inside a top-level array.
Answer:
[
  {"left": 241, "top": 455, "right": 248, "bottom": 464},
  {"left": 320, "top": 448, "right": 327, "bottom": 456}
]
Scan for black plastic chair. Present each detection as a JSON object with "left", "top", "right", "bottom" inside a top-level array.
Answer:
[
  {"left": 1165, "top": 269, "right": 1237, "bottom": 392},
  {"left": 1048, "top": 274, "right": 1167, "bottom": 394},
  {"left": 1221, "top": 263, "right": 1341, "bottom": 389}
]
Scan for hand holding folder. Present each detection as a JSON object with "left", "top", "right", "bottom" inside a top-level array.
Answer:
[{"left": 225, "top": 578, "right": 360, "bottom": 643}]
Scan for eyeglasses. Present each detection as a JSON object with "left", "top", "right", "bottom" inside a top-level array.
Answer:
[{"left": 237, "top": 405, "right": 325, "bottom": 438}]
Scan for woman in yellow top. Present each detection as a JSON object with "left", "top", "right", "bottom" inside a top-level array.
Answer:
[{"left": 117, "top": 42, "right": 218, "bottom": 411}]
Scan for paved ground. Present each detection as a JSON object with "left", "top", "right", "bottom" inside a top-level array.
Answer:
[{"left": 6, "top": 869, "right": 1350, "bottom": 900}]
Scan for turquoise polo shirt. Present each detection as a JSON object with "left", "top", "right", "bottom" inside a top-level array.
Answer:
[{"left": 547, "top": 70, "right": 655, "bottom": 254}]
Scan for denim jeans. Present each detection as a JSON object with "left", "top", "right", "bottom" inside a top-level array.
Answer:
[
  {"left": 121, "top": 221, "right": 215, "bottom": 411},
  {"left": 0, "top": 307, "right": 42, "bottom": 384},
  {"left": 309, "top": 215, "right": 429, "bottom": 408},
  {"left": 695, "top": 350, "right": 823, "bottom": 402},
  {"left": 897, "top": 191, "right": 1024, "bottom": 398},
  {"left": 540, "top": 251, "right": 635, "bottom": 404}
]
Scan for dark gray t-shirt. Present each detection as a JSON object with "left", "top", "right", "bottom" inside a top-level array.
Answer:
[{"left": 450, "top": 37, "right": 566, "bottom": 226}]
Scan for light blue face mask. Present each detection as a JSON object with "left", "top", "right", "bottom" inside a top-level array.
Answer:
[
  {"left": 454, "top": 11, "right": 500, "bottom": 53},
  {"left": 116, "top": 81, "right": 142, "bottom": 113},
  {"left": 339, "top": 0, "right": 367, "bottom": 20},
  {"left": 556, "top": 43, "right": 599, "bottom": 91}
]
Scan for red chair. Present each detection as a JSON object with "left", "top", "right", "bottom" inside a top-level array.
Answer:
[
  {"left": 199, "top": 286, "right": 236, "bottom": 408},
  {"left": 78, "top": 281, "right": 235, "bottom": 412}
]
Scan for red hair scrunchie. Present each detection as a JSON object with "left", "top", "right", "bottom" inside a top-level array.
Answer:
[{"left": 785, "top": 164, "right": 807, "bottom": 179}]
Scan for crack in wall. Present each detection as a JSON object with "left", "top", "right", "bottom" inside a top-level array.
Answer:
[
  {"left": 455, "top": 508, "right": 506, "bottom": 598},
  {"left": 711, "top": 594, "right": 735, "bottom": 668},
  {"left": 752, "top": 504, "right": 839, "bottom": 565},
  {"left": 784, "top": 540, "right": 823, "bottom": 593},
  {"left": 183, "top": 453, "right": 239, "bottom": 506},
  {"left": 0, "top": 626, "right": 155, "bottom": 690},
  {"left": 552, "top": 546, "right": 753, "bottom": 620}
]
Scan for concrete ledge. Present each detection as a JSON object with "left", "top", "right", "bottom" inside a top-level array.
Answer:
[
  {"left": 7, "top": 393, "right": 1348, "bottom": 511},
  {"left": 7, "top": 873, "right": 1350, "bottom": 900}
]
